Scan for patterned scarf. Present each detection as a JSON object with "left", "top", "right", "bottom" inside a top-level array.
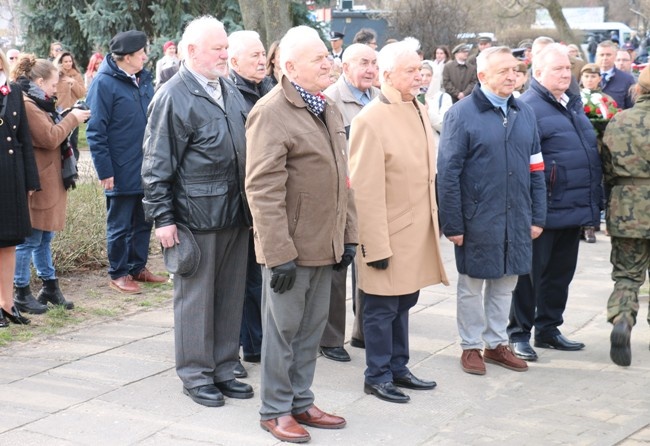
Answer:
[{"left": 291, "top": 82, "right": 326, "bottom": 116}]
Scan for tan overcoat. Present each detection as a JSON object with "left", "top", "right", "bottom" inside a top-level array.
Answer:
[
  {"left": 24, "top": 96, "right": 77, "bottom": 231},
  {"left": 56, "top": 68, "right": 86, "bottom": 110},
  {"left": 349, "top": 83, "right": 448, "bottom": 296},
  {"left": 245, "top": 76, "right": 358, "bottom": 268}
]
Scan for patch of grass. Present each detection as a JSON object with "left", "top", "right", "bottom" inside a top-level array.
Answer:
[
  {"left": 51, "top": 182, "right": 107, "bottom": 274},
  {"left": 78, "top": 123, "right": 88, "bottom": 149},
  {"left": 89, "top": 308, "right": 119, "bottom": 317},
  {"left": 43, "top": 306, "right": 83, "bottom": 329},
  {"left": 0, "top": 326, "right": 35, "bottom": 346}
]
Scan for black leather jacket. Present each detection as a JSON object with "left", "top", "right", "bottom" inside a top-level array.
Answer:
[{"left": 142, "top": 64, "right": 251, "bottom": 231}]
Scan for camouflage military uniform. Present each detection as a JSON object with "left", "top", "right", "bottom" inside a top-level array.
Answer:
[{"left": 602, "top": 94, "right": 650, "bottom": 326}]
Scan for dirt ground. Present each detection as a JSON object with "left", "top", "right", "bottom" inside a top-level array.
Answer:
[{"left": 3, "top": 253, "right": 173, "bottom": 346}]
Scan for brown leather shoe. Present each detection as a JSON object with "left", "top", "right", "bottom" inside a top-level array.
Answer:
[
  {"left": 109, "top": 275, "right": 142, "bottom": 294},
  {"left": 484, "top": 344, "right": 528, "bottom": 372},
  {"left": 294, "top": 405, "right": 346, "bottom": 429},
  {"left": 260, "top": 415, "right": 310, "bottom": 443},
  {"left": 461, "top": 349, "right": 486, "bottom": 375},
  {"left": 132, "top": 267, "right": 167, "bottom": 283}
]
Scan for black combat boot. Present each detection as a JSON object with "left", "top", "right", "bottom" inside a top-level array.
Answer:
[
  {"left": 14, "top": 285, "right": 49, "bottom": 314},
  {"left": 37, "top": 279, "right": 74, "bottom": 310}
]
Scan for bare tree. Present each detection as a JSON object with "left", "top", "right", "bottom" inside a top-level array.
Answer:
[
  {"left": 496, "top": 0, "right": 580, "bottom": 46},
  {"left": 386, "top": 0, "right": 473, "bottom": 58}
]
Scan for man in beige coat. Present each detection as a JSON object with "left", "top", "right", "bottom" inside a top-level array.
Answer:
[
  {"left": 320, "top": 43, "right": 379, "bottom": 361},
  {"left": 246, "top": 26, "right": 357, "bottom": 444},
  {"left": 349, "top": 38, "right": 448, "bottom": 404}
]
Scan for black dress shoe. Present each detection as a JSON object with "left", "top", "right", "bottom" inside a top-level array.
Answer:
[
  {"left": 610, "top": 319, "right": 632, "bottom": 366},
  {"left": 509, "top": 341, "right": 538, "bottom": 361},
  {"left": 393, "top": 372, "right": 436, "bottom": 390},
  {"left": 364, "top": 382, "right": 410, "bottom": 403},
  {"left": 215, "top": 378, "right": 254, "bottom": 399},
  {"left": 234, "top": 360, "right": 248, "bottom": 378},
  {"left": 0, "top": 311, "right": 8, "bottom": 328},
  {"left": 350, "top": 337, "right": 365, "bottom": 349},
  {"left": 319, "top": 346, "right": 351, "bottom": 362},
  {"left": 534, "top": 334, "right": 585, "bottom": 351},
  {"left": 2, "top": 307, "right": 30, "bottom": 325},
  {"left": 243, "top": 353, "right": 261, "bottom": 363},
  {"left": 183, "top": 384, "right": 225, "bottom": 407}
]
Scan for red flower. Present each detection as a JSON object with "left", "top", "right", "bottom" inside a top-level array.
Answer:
[
  {"left": 584, "top": 105, "right": 591, "bottom": 113},
  {"left": 601, "top": 97, "right": 608, "bottom": 104},
  {"left": 0, "top": 84, "right": 10, "bottom": 96}
]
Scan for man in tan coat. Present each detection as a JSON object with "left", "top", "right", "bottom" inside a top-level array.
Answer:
[
  {"left": 349, "top": 38, "right": 448, "bottom": 404},
  {"left": 320, "top": 43, "right": 379, "bottom": 361},
  {"left": 246, "top": 26, "right": 357, "bottom": 444}
]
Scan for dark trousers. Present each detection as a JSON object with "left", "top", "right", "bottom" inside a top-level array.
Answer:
[
  {"left": 105, "top": 194, "right": 152, "bottom": 279},
  {"left": 508, "top": 227, "right": 581, "bottom": 342},
  {"left": 363, "top": 290, "right": 419, "bottom": 384},
  {"left": 320, "top": 266, "right": 347, "bottom": 347},
  {"left": 240, "top": 231, "right": 263, "bottom": 358},
  {"left": 174, "top": 228, "right": 248, "bottom": 387}
]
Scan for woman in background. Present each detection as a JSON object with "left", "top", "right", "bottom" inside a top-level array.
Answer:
[
  {"left": 54, "top": 51, "right": 86, "bottom": 160},
  {"left": 84, "top": 52, "right": 104, "bottom": 88},
  {"left": 265, "top": 40, "right": 281, "bottom": 86},
  {"left": 428, "top": 45, "right": 450, "bottom": 96},
  {"left": 0, "top": 50, "right": 40, "bottom": 326}
]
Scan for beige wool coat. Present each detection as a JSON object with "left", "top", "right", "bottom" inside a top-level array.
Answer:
[
  {"left": 349, "top": 83, "right": 448, "bottom": 296},
  {"left": 24, "top": 96, "right": 77, "bottom": 231}
]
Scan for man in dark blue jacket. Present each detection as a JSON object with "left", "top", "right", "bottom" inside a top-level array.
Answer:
[
  {"left": 597, "top": 40, "right": 636, "bottom": 109},
  {"left": 86, "top": 30, "right": 165, "bottom": 294},
  {"left": 508, "top": 43, "right": 603, "bottom": 360},
  {"left": 438, "top": 46, "right": 546, "bottom": 376}
]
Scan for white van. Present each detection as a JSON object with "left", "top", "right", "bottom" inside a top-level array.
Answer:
[{"left": 575, "top": 22, "right": 633, "bottom": 54}]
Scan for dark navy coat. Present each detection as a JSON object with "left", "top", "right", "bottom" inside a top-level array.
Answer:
[
  {"left": 86, "top": 55, "right": 153, "bottom": 196},
  {"left": 521, "top": 79, "right": 602, "bottom": 229},
  {"left": 438, "top": 86, "right": 547, "bottom": 279}
]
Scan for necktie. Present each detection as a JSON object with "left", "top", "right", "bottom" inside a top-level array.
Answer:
[
  {"left": 600, "top": 72, "right": 608, "bottom": 88},
  {"left": 207, "top": 81, "right": 224, "bottom": 108}
]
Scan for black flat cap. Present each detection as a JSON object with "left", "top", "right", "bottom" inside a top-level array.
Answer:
[{"left": 110, "top": 30, "right": 147, "bottom": 55}]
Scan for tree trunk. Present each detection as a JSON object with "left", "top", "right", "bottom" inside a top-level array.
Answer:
[
  {"left": 262, "top": 0, "right": 292, "bottom": 48},
  {"left": 544, "top": 0, "right": 580, "bottom": 46},
  {"left": 240, "top": 0, "right": 267, "bottom": 45}
]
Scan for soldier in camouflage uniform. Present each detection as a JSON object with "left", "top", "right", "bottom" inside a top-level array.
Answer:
[{"left": 601, "top": 66, "right": 650, "bottom": 367}]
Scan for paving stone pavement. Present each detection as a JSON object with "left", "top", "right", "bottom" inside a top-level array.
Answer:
[{"left": 0, "top": 235, "right": 648, "bottom": 445}]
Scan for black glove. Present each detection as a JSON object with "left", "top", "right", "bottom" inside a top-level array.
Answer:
[
  {"left": 270, "top": 260, "right": 297, "bottom": 294},
  {"left": 368, "top": 258, "right": 389, "bottom": 270},
  {"left": 333, "top": 244, "right": 356, "bottom": 271}
]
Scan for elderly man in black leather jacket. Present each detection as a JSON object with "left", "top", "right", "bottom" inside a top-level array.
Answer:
[{"left": 141, "top": 16, "right": 252, "bottom": 408}]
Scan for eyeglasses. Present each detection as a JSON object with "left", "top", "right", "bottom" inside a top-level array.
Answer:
[{"left": 54, "top": 48, "right": 63, "bottom": 52}]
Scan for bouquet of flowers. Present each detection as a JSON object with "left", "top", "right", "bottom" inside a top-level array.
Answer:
[{"left": 580, "top": 90, "right": 621, "bottom": 137}]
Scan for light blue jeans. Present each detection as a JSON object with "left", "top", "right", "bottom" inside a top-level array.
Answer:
[{"left": 14, "top": 229, "right": 56, "bottom": 288}]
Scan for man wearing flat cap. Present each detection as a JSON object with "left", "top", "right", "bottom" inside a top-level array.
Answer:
[
  {"left": 443, "top": 44, "right": 477, "bottom": 103},
  {"left": 330, "top": 31, "right": 345, "bottom": 61},
  {"left": 87, "top": 29, "right": 166, "bottom": 295},
  {"left": 468, "top": 35, "right": 493, "bottom": 66}
]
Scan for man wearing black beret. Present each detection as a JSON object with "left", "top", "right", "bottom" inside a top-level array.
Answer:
[{"left": 86, "top": 30, "right": 166, "bottom": 294}]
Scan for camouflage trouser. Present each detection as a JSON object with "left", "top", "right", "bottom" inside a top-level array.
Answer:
[{"left": 607, "top": 237, "right": 650, "bottom": 326}]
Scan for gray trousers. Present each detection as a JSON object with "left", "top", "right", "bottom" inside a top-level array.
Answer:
[
  {"left": 320, "top": 267, "right": 347, "bottom": 347},
  {"left": 259, "top": 265, "right": 332, "bottom": 419},
  {"left": 457, "top": 273, "right": 518, "bottom": 350},
  {"left": 173, "top": 227, "right": 248, "bottom": 388}
]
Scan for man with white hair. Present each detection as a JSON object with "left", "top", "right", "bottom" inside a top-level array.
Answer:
[
  {"left": 246, "top": 25, "right": 356, "bottom": 443},
  {"left": 142, "top": 15, "right": 253, "bottom": 407},
  {"left": 438, "top": 46, "right": 545, "bottom": 375},
  {"left": 350, "top": 38, "right": 448, "bottom": 402},
  {"left": 227, "top": 29, "right": 274, "bottom": 377},
  {"left": 320, "top": 43, "right": 379, "bottom": 362},
  {"left": 508, "top": 43, "right": 602, "bottom": 360}
]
